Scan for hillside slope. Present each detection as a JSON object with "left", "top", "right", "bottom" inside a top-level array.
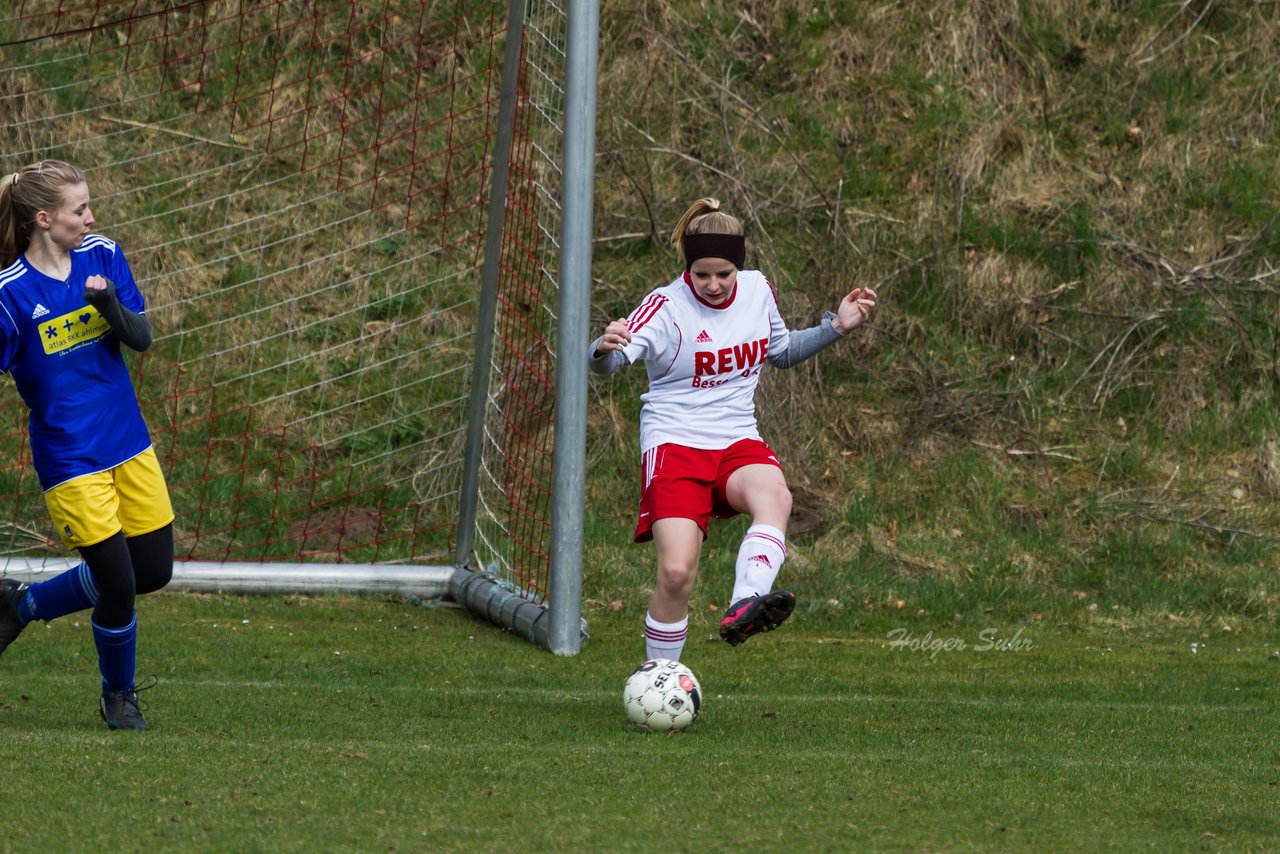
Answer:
[{"left": 582, "top": 0, "right": 1280, "bottom": 625}]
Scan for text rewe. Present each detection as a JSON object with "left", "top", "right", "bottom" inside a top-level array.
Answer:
[{"left": 693, "top": 337, "right": 768, "bottom": 377}]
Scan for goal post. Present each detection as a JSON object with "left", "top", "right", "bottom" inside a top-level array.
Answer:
[
  {"left": 545, "top": 0, "right": 599, "bottom": 655},
  {"left": 0, "top": 0, "right": 594, "bottom": 654},
  {"left": 453, "top": 0, "right": 596, "bottom": 655}
]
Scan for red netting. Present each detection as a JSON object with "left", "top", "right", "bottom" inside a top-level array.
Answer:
[{"left": 0, "top": 0, "right": 562, "bottom": 597}]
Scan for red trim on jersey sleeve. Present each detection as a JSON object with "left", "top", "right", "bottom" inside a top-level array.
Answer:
[
  {"left": 763, "top": 274, "right": 776, "bottom": 299},
  {"left": 761, "top": 272, "right": 791, "bottom": 352},
  {"left": 762, "top": 274, "right": 784, "bottom": 317},
  {"left": 626, "top": 293, "right": 669, "bottom": 333}
]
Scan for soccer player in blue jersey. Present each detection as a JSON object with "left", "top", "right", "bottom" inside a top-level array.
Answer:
[{"left": 0, "top": 160, "right": 175, "bottom": 730}]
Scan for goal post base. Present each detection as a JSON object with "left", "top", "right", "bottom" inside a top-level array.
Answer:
[
  {"left": 1, "top": 559, "right": 586, "bottom": 653},
  {"left": 1, "top": 559, "right": 454, "bottom": 598},
  {"left": 449, "top": 566, "right": 588, "bottom": 654}
]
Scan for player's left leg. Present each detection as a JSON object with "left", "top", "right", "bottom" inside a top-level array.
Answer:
[
  {"left": 92, "top": 450, "right": 175, "bottom": 731},
  {"left": 81, "top": 532, "right": 147, "bottom": 730},
  {"left": 115, "top": 448, "right": 175, "bottom": 598},
  {"left": 128, "top": 523, "right": 174, "bottom": 595},
  {"left": 718, "top": 460, "right": 795, "bottom": 645}
]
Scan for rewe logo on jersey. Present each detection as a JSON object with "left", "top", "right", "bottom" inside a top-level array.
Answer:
[
  {"left": 696, "top": 329, "right": 712, "bottom": 343},
  {"left": 690, "top": 337, "right": 769, "bottom": 388},
  {"left": 693, "top": 337, "right": 768, "bottom": 377},
  {"left": 31, "top": 303, "right": 49, "bottom": 319}
]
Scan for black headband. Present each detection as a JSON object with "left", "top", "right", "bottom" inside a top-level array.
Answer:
[{"left": 683, "top": 232, "right": 745, "bottom": 271}]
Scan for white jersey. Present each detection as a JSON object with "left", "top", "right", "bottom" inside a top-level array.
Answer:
[{"left": 618, "top": 270, "right": 792, "bottom": 453}]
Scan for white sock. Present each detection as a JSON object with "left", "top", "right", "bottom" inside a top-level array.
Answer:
[
  {"left": 730, "top": 524, "right": 786, "bottom": 603},
  {"left": 644, "top": 612, "right": 688, "bottom": 662}
]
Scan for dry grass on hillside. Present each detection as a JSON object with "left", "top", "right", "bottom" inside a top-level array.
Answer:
[{"left": 586, "top": 0, "right": 1280, "bottom": 554}]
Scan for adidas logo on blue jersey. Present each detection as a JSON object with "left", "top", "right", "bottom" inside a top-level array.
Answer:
[{"left": 31, "top": 303, "right": 49, "bottom": 319}]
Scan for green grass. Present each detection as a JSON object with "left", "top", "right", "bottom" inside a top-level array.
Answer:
[{"left": 1, "top": 593, "right": 1275, "bottom": 852}]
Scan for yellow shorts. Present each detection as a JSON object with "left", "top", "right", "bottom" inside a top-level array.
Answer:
[{"left": 43, "top": 448, "right": 176, "bottom": 550}]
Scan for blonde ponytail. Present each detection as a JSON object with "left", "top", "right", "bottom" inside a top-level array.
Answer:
[
  {"left": 671, "top": 197, "right": 746, "bottom": 271},
  {"left": 0, "top": 160, "right": 87, "bottom": 267}
]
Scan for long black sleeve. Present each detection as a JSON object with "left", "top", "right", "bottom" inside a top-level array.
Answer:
[{"left": 84, "top": 280, "right": 153, "bottom": 352}]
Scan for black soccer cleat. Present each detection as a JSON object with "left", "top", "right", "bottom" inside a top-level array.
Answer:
[
  {"left": 0, "top": 578, "right": 29, "bottom": 659},
  {"left": 719, "top": 590, "right": 796, "bottom": 646},
  {"left": 100, "top": 689, "right": 149, "bottom": 731}
]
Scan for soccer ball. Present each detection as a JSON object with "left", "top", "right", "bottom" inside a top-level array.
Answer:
[{"left": 623, "top": 658, "right": 702, "bottom": 732}]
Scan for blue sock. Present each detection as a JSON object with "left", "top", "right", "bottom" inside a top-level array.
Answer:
[
  {"left": 18, "top": 562, "right": 99, "bottom": 625},
  {"left": 92, "top": 613, "right": 137, "bottom": 694}
]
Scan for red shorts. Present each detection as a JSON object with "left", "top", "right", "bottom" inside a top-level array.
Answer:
[{"left": 633, "top": 439, "right": 783, "bottom": 543}]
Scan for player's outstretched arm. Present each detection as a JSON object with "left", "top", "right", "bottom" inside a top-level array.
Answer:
[
  {"left": 84, "top": 274, "right": 153, "bottom": 351},
  {"left": 768, "top": 287, "right": 878, "bottom": 370},
  {"left": 588, "top": 317, "right": 631, "bottom": 375}
]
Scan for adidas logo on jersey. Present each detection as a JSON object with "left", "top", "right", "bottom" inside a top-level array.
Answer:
[
  {"left": 750, "top": 554, "right": 773, "bottom": 569},
  {"left": 696, "top": 330, "right": 712, "bottom": 343},
  {"left": 31, "top": 303, "right": 49, "bottom": 319}
]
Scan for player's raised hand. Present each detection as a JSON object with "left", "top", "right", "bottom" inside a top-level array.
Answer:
[
  {"left": 83, "top": 274, "right": 116, "bottom": 306},
  {"left": 596, "top": 318, "right": 631, "bottom": 355},
  {"left": 833, "top": 287, "right": 877, "bottom": 334}
]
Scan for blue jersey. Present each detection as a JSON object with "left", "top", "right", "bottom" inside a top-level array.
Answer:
[{"left": 0, "top": 235, "right": 152, "bottom": 491}]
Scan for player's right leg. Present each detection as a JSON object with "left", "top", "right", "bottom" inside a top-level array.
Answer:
[
  {"left": 0, "top": 472, "right": 122, "bottom": 659},
  {"left": 645, "top": 517, "right": 704, "bottom": 662},
  {"left": 633, "top": 445, "right": 716, "bottom": 663},
  {"left": 0, "top": 562, "right": 100, "bottom": 654}
]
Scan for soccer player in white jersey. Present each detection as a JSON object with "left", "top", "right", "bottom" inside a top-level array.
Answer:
[
  {"left": 589, "top": 197, "right": 876, "bottom": 662},
  {"left": 0, "top": 160, "right": 175, "bottom": 730}
]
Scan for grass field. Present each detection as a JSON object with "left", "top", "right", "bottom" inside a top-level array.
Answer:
[{"left": 1, "top": 592, "right": 1274, "bottom": 852}]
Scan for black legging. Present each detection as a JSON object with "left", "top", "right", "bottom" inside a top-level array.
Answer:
[{"left": 79, "top": 523, "right": 174, "bottom": 628}]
